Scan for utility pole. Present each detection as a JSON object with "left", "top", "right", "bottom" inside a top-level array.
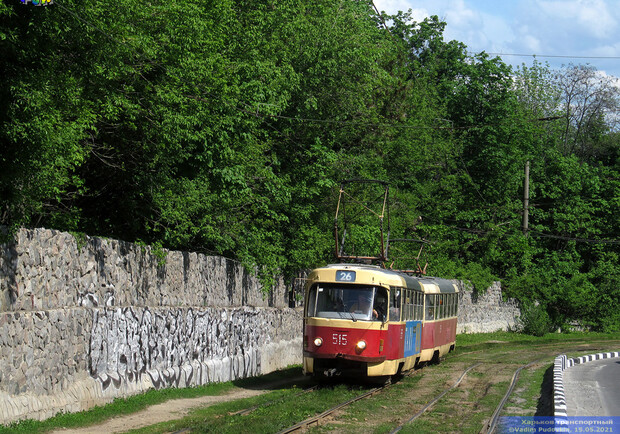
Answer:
[{"left": 523, "top": 160, "right": 530, "bottom": 236}]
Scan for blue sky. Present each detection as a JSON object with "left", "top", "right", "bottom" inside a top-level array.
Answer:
[{"left": 373, "top": 0, "right": 620, "bottom": 78}]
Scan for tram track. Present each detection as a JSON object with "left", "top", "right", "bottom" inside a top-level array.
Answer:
[
  {"left": 230, "top": 384, "right": 320, "bottom": 416},
  {"left": 274, "top": 354, "right": 539, "bottom": 434},
  {"left": 276, "top": 343, "right": 612, "bottom": 434},
  {"left": 388, "top": 363, "right": 481, "bottom": 434},
  {"left": 276, "top": 362, "right": 482, "bottom": 434},
  {"left": 482, "top": 359, "right": 541, "bottom": 434},
  {"left": 281, "top": 350, "right": 553, "bottom": 433},
  {"left": 159, "top": 339, "right": 620, "bottom": 434},
  {"left": 277, "top": 384, "right": 388, "bottom": 434}
]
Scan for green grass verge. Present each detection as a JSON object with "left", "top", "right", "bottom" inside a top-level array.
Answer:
[
  {"left": 2, "top": 332, "right": 619, "bottom": 434},
  {"left": 0, "top": 367, "right": 302, "bottom": 433},
  {"left": 128, "top": 383, "right": 373, "bottom": 434}
]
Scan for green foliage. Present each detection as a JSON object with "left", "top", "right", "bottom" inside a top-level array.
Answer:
[
  {"left": 518, "top": 302, "right": 553, "bottom": 337},
  {"left": 0, "top": 0, "right": 618, "bottom": 329},
  {"left": 69, "top": 231, "right": 88, "bottom": 252}
]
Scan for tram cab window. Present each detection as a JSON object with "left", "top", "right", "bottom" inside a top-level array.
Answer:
[
  {"left": 306, "top": 289, "right": 316, "bottom": 318},
  {"left": 306, "top": 284, "right": 386, "bottom": 321}
]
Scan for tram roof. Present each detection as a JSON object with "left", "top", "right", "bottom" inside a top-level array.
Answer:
[{"left": 309, "top": 263, "right": 458, "bottom": 294}]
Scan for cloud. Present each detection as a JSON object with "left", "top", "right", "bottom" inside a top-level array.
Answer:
[
  {"left": 371, "top": 0, "right": 430, "bottom": 21},
  {"left": 371, "top": 0, "right": 620, "bottom": 77},
  {"left": 513, "top": 0, "right": 619, "bottom": 52},
  {"left": 537, "top": 0, "right": 616, "bottom": 40}
]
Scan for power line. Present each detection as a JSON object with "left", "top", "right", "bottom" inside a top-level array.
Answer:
[
  {"left": 528, "top": 231, "right": 620, "bottom": 245},
  {"left": 418, "top": 214, "right": 619, "bottom": 245},
  {"left": 482, "top": 52, "right": 620, "bottom": 60}
]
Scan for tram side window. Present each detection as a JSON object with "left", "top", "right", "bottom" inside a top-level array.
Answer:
[
  {"left": 449, "top": 294, "right": 455, "bottom": 317},
  {"left": 453, "top": 294, "right": 458, "bottom": 317},
  {"left": 425, "top": 294, "right": 435, "bottom": 320},
  {"left": 415, "top": 291, "right": 423, "bottom": 320},
  {"left": 454, "top": 293, "right": 459, "bottom": 316},
  {"left": 453, "top": 293, "right": 458, "bottom": 317},
  {"left": 375, "top": 288, "right": 388, "bottom": 321},
  {"left": 441, "top": 294, "right": 446, "bottom": 319},
  {"left": 390, "top": 288, "right": 401, "bottom": 321}
]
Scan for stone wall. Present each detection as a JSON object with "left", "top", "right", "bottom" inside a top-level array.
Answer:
[
  {"left": 0, "top": 227, "right": 520, "bottom": 424},
  {"left": 457, "top": 281, "right": 521, "bottom": 333},
  {"left": 0, "top": 228, "right": 288, "bottom": 312},
  {"left": 0, "top": 228, "right": 301, "bottom": 424}
]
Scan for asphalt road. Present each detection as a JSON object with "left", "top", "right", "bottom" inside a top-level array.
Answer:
[{"left": 563, "top": 357, "right": 620, "bottom": 416}]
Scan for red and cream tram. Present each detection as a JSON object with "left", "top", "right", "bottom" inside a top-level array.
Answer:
[{"left": 303, "top": 263, "right": 458, "bottom": 379}]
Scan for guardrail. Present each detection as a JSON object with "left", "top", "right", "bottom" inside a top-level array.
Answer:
[{"left": 553, "top": 351, "right": 620, "bottom": 417}]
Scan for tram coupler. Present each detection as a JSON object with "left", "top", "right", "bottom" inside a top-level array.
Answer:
[{"left": 324, "top": 368, "right": 340, "bottom": 377}]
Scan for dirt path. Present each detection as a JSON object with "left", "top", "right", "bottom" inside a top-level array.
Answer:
[{"left": 51, "top": 387, "right": 270, "bottom": 434}]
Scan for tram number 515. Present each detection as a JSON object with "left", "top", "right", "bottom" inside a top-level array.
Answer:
[{"left": 333, "top": 333, "right": 348, "bottom": 346}]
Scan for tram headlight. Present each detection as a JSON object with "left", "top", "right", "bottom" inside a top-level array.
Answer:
[
  {"left": 313, "top": 337, "right": 323, "bottom": 347},
  {"left": 356, "top": 340, "right": 367, "bottom": 351}
]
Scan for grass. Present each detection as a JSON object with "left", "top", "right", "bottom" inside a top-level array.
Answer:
[
  {"left": 128, "top": 383, "right": 372, "bottom": 434},
  {"left": 308, "top": 331, "right": 620, "bottom": 434},
  {"left": 2, "top": 332, "right": 619, "bottom": 434},
  {"left": 0, "top": 367, "right": 302, "bottom": 434},
  {"left": 505, "top": 363, "right": 552, "bottom": 415}
]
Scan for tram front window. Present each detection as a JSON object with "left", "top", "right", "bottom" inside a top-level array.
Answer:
[{"left": 306, "top": 285, "right": 386, "bottom": 321}]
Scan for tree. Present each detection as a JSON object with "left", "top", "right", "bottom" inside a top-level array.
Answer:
[{"left": 554, "top": 64, "right": 620, "bottom": 162}]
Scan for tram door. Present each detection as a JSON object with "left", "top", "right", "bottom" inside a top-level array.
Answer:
[{"left": 403, "top": 289, "right": 422, "bottom": 357}]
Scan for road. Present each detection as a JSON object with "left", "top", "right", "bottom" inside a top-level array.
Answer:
[{"left": 563, "top": 357, "right": 620, "bottom": 416}]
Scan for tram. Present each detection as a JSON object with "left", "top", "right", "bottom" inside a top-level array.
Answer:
[
  {"left": 302, "top": 179, "right": 459, "bottom": 379},
  {"left": 302, "top": 263, "right": 458, "bottom": 379}
]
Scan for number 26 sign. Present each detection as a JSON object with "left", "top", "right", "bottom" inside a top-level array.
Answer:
[{"left": 336, "top": 271, "right": 356, "bottom": 282}]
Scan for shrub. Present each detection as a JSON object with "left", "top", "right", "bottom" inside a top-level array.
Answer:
[{"left": 518, "top": 302, "right": 552, "bottom": 337}]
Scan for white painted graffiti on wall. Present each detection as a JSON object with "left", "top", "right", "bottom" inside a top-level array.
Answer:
[{"left": 89, "top": 306, "right": 270, "bottom": 391}]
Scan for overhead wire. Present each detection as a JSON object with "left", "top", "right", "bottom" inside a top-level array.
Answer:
[
  {"left": 418, "top": 215, "right": 620, "bottom": 245},
  {"left": 481, "top": 52, "right": 620, "bottom": 61}
]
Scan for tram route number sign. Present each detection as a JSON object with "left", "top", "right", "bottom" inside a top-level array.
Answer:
[{"left": 336, "top": 271, "right": 356, "bottom": 282}]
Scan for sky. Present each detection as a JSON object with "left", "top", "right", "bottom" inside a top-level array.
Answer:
[{"left": 372, "top": 0, "right": 620, "bottom": 78}]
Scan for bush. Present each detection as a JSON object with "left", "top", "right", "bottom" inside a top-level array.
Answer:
[{"left": 518, "top": 302, "right": 552, "bottom": 337}]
